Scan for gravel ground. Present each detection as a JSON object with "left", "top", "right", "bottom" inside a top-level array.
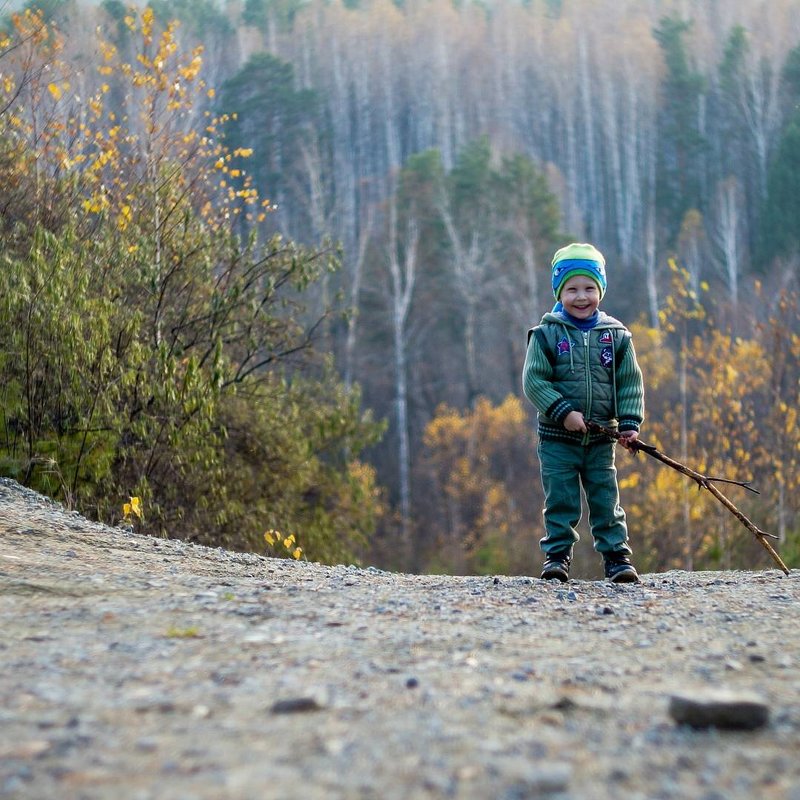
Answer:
[{"left": 1, "top": 477, "right": 799, "bottom": 800}]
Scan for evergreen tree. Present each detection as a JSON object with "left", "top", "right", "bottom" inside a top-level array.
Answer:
[
  {"left": 217, "top": 52, "right": 319, "bottom": 235},
  {"left": 760, "top": 116, "right": 800, "bottom": 262},
  {"left": 653, "top": 16, "right": 706, "bottom": 240}
]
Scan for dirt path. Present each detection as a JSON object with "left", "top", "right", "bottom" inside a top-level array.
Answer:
[{"left": 1, "top": 478, "right": 799, "bottom": 799}]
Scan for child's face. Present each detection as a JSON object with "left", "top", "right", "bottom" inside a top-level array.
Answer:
[{"left": 559, "top": 275, "right": 600, "bottom": 319}]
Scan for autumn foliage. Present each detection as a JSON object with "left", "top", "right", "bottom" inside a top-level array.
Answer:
[{"left": 0, "top": 8, "right": 383, "bottom": 564}]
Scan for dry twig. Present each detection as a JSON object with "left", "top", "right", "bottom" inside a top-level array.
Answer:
[{"left": 586, "top": 420, "right": 790, "bottom": 576}]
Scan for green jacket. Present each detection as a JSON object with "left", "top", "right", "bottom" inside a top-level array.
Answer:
[{"left": 522, "top": 311, "right": 644, "bottom": 445}]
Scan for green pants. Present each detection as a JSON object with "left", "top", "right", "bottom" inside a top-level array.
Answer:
[{"left": 537, "top": 438, "right": 631, "bottom": 556}]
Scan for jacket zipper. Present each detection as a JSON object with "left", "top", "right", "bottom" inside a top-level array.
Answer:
[{"left": 582, "top": 331, "right": 591, "bottom": 445}]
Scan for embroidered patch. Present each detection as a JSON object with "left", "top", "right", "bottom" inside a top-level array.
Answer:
[
  {"left": 600, "top": 346, "right": 613, "bottom": 368},
  {"left": 556, "top": 336, "right": 573, "bottom": 355},
  {"left": 599, "top": 330, "right": 613, "bottom": 344}
]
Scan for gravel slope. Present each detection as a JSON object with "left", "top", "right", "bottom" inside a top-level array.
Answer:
[{"left": 1, "top": 478, "right": 799, "bottom": 800}]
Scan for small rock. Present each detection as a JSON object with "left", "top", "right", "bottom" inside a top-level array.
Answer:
[
  {"left": 135, "top": 738, "right": 158, "bottom": 753},
  {"left": 489, "top": 758, "right": 570, "bottom": 797},
  {"left": 406, "top": 677, "right": 419, "bottom": 689},
  {"left": 668, "top": 689, "right": 770, "bottom": 730},
  {"left": 271, "top": 697, "right": 325, "bottom": 714}
]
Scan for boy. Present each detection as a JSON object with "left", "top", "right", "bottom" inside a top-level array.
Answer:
[{"left": 522, "top": 243, "right": 644, "bottom": 583}]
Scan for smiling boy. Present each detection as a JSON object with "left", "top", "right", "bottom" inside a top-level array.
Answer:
[{"left": 522, "top": 243, "right": 645, "bottom": 583}]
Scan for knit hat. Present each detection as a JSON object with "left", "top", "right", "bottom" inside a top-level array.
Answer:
[{"left": 551, "top": 242, "right": 607, "bottom": 301}]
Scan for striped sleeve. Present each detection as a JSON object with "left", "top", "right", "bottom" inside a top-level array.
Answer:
[
  {"left": 615, "top": 341, "right": 645, "bottom": 431},
  {"left": 522, "top": 332, "right": 574, "bottom": 423}
]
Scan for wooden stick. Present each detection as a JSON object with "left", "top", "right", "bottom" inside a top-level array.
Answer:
[{"left": 586, "top": 420, "right": 790, "bottom": 576}]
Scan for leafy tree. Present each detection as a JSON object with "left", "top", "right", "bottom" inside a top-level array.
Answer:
[
  {"left": 217, "top": 52, "right": 318, "bottom": 234},
  {"left": 760, "top": 117, "right": 800, "bottom": 261},
  {"left": 243, "top": 0, "right": 306, "bottom": 35},
  {"left": 653, "top": 16, "right": 706, "bottom": 239},
  {"left": 419, "top": 395, "right": 539, "bottom": 575},
  {"left": 0, "top": 7, "right": 384, "bottom": 563},
  {"left": 617, "top": 267, "right": 800, "bottom": 572},
  {"left": 148, "top": 0, "right": 233, "bottom": 39}
]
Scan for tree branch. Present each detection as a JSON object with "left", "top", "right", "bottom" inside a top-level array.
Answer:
[{"left": 586, "top": 420, "right": 790, "bottom": 576}]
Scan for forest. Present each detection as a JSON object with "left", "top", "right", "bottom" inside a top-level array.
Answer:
[{"left": 0, "top": 0, "right": 799, "bottom": 577}]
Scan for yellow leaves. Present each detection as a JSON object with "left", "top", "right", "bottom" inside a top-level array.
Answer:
[
  {"left": 619, "top": 472, "right": 640, "bottom": 490},
  {"left": 99, "top": 39, "right": 117, "bottom": 62},
  {"left": 264, "top": 530, "right": 304, "bottom": 560},
  {"left": 141, "top": 7, "right": 155, "bottom": 43},
  {"left": 123, "top": 496, "right": 143, "bottom": 522},
  {"left": 234, "top": 148, "right": 254, "bottom": 158},
  {"left": 82, "top": 198, "right": 104, "bottom": 214},
  {"left": 47, "top": 83, "right": 62, "bottom": 100},
  {"left": 117, "top": 204, "right": 132, "bottom": 231}
]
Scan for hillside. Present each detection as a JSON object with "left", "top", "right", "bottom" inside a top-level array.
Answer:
[{"left": 1, "top": 478, "right": 799, "bottom": 800}]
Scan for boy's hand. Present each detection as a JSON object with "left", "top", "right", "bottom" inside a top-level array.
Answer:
[
  {"left": 618, "top": 430, "right": 639, "bottom": 451},
  {"left": 563, "top": 410, "right": 587, "bottom": 433}
]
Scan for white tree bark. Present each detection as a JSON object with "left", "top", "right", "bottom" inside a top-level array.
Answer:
[
  {"left": 709, "top": 177, "right": 746, "bottom": 309},
  {"left": 344, "top": 204, "right": 374, "bottom": 392},
  {"left": 387, "top": 191, "right": 419, "bottom": 546}
]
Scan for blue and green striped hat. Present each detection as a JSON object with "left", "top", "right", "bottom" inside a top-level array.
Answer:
[{"left": 551, "top": 242, "right": 607, "bottom": 301}]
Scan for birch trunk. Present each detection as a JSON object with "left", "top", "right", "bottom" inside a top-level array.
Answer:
[{"left": 387, "top": 192, "right": 419, "bottom": 549}]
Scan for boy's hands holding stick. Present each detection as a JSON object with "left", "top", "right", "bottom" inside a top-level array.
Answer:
[{"left": 563, "top": 412, "right": 638, "bottom": 451}]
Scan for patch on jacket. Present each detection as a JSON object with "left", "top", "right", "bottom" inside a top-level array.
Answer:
[
  {"left": 556, "top": 335, "right": 573, "bottom": 355},
  {"left": 599, "top": 330, "right": 613, "bottom": 344},
  {"left": 600, "top": 346, "right": 613, "bottom": 368}
]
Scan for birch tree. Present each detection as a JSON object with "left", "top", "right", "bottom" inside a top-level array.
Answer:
[
  {"left": 709, "top": 176, "right": 747, "bottom": 310},
  {"left": 385, "top": 182, "right": 419, "bottom": 549},
  {"left": 437, "top": 138, "right": 503, "bottom": 405}
]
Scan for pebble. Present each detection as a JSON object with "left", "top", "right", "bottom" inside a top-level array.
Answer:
[
  {"left": 668, "top": 689, "right": 770, "bottom": 730},
  {"left": 270, "top": 697, "right": 325, "bottom": 714}
]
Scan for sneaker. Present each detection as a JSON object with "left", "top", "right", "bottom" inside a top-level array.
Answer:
[
  {"left": 541, "top": 550, "right": 572, "bottom": 582},
  {"left": 604, "top": 552, "right": 640, "bottom": 583}
]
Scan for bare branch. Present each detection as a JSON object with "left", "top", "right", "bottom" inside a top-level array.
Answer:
[{"left": 586, "top": 420, "right": 790, "bottom": 576}]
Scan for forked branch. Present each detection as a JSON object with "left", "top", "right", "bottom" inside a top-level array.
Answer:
[{"left": 586, "top": 420, "right": 790, "bottom": 576}]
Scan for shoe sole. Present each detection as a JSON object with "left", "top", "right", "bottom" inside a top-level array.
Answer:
[
  {"left": 607, "top": 568, "right": 640, "bottom": 584},
  {"left": 541, "top": 568, "right": 569, "bottom": 582}
]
